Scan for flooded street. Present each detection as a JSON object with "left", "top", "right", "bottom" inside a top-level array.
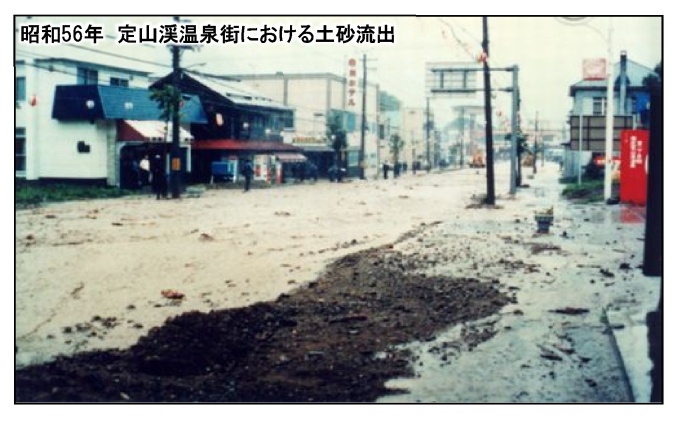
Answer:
[{"left": 15, "top": 161, "right": 661, "bottom": 404}]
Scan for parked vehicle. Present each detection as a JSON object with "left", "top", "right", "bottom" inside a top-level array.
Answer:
[{"left": 470, "top": 152, "right": 485, "bottom": 168}]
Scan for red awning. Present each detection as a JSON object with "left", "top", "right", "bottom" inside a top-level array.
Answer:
[
  {"left": 118, "top": 120, "right": 193, "bottom": 143},
  {"left": 191, "top": 139, "right": 304, "bottom": 153}
]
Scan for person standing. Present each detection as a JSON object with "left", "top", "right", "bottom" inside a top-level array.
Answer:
[
  {"left": 242, "top": 159, "right": 254, "bottom": 192},
  {"left": 382, "top": 161, "right": 390, "bottom": 180},
  {"left": 139, "top": 155, "right": 150, "bottom": 187},
  {"left": 151, "top": 154, "right": 168, "bottom": 200},
  {"left": 308, "top": 162, "right": 318, "bottom": 182}
]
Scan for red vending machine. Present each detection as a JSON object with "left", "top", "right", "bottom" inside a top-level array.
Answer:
[{"left": 620, "top": 129, "right": 649, "bottom": 205}]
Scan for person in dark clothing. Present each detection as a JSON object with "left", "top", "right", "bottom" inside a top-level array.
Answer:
[
  {"left": 382, "top": 161, "right": 390, "bottom": 180},
  {"left": 297, "top": 162, "right": 306, "bottom": 182},
  {"left": 150, "top": 154, "right": 168, "bottom": 200},
  {"left": 242, "top": 160, "right": 254, "bottom": 192},
  {"left": 308, "top": 162, "right": 318, "bottom": 182}
]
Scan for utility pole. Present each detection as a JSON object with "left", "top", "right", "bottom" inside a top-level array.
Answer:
[
  {"left": 359, "top": 53, "right": 367, "bottom": 180},
  {"left": 516, "top": 87, "right": 523, "bottom": 188},
  {"left": 482, "top": 17, "right": 496, "bottom": 205},
  {"left": 459, "top": 106, "right": 465, "bottom": 168},
  {"left": 426, "top": 97, "right": 431, "bottom": 171},
  {"left": 170, "top": 16, "right": 182, "bottom": 199},
  {"left": 643, "top": 87, "right": 662, "bottom": 276},
  {"left": 533, "top": 110, "right": 538, "bottom": 175},
  {"left": 604, "top": 17, "right": 614, "bottom": 202},
  {"left": 509, "top": 65, "right": 519, "bottom": 195}
]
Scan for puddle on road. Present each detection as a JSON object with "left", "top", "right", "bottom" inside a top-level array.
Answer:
[
  {"left": 374, "top": 314, "right": 563, "bottom": 403},
  {"left": 376, "top": 314, "right": 634, "bottom": 403}
]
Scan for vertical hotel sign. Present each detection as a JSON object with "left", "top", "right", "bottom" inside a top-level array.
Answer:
[{"left": 347, "top": 58, "right": 357, "bottom": 108}]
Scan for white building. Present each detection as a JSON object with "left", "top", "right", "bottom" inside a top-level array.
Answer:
[
  {"left": 226, "top": 71, "right": 381, "bottom": 178},
  {"left": 565, "top": 52, "right": 655, "bottom": 179},
  {"left": 15, "top": 57, "right": 206, "bottom": 187}
]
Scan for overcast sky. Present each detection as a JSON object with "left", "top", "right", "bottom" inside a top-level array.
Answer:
[{"left": 14, "top": 15, "right": 662, "bottom": 132}]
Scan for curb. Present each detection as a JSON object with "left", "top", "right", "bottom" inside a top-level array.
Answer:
[{"left": 605, "top": 307, "right": 652, "bottom": 402}]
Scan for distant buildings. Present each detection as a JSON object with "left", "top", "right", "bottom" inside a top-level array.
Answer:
[
  {"left": 151, "top": 71, "right": 301, "bottom": 184},
  {"left": 565, "top": 51, "right": 655, "bottom": 178},
  {"left": 226, "top": 71, "right": 381, "bottom": 178}
]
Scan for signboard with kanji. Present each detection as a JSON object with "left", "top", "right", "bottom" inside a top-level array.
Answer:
[
  {"left": 347, "top": 58, "right": 358, "bottom": 108},
  {"left": 620, "top": 129, "right": 649, "bottom": 205}
]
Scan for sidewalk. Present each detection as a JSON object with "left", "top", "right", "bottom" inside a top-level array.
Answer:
[
  {"left": 378, "top": 163, "right": 662, "bottom": 403},
  {"left": 529, "top": 169, "right": 661, "bottom": 403}
]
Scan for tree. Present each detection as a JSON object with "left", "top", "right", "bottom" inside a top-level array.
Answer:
[
  {"left": 643, "top": 62, "right": 662, "bottom": 91},
  {"left": 326, "top": 112, "right": 348, "bottom": 168},
  {"left": 150, "top": 85, "right": 183, "bottom": 141},
  {"left": 388, "top": 133, "right": 404, "bottom": 165}
]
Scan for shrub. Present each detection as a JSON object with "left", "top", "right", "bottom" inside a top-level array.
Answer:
[
  {"left": 15, "top": 182, "right": 134, "bottom": 208},
  {"left": 561, "top": 180, "right": 604, "bottom": 203}
]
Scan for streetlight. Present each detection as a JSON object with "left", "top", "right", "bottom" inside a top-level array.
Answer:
[{"left": 556, "top": 17, "right": 615, "bottom": 202}]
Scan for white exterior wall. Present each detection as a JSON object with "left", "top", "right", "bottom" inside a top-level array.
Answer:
[
  {"left": 571, "top": 90, "right": 622, "bottom": 116},
  {"left": 328, "top": 78, "right": 345, "bottom": 111},
  {"left": 401, "top": 107, "right": 426, "bottom": 164},
  {"left": 287, "top": 78, "right": 329, "bottom": 138},
  {"left": 236, "top": 73, "right": 381, "bottom": 176},
  {"left": 248, "top": 79, "right": 286, "bottom": 104},
  {"left": 15, "top": 59, "right": 151, "bottom": 182},
  {"left": 40, "top": 122, "right": 109, "bottom": 178}
]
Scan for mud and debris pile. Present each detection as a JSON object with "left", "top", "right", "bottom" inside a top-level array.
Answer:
[{"left": 15, "top": 246, "right": 511, "bottom": 403}]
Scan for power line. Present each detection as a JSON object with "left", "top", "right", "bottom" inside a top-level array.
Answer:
[{"left": 63, "top": 43, "right": 168, "bottom": 69}]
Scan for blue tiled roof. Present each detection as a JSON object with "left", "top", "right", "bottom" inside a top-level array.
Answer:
[{"left": 52, "top": 85, "right": 207, "bottom": 123}]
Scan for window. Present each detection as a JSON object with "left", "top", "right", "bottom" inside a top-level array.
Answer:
[
  {"left": 16, "top": 128, "right": 26, "bottom": 172},
  {"left": 593, "top": 97, "right": 607, "bottom": 116},
  {"left": 110, "top": 77, "right": 129, "bottom": 87},
  {"left": 77, "top": 67, "right": 98, "bottom": 85},
  {"left": 15, "top": 77, "right": 26, "bottom": 101}
]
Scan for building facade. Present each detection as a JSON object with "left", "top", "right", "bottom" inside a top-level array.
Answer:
[
  {"left": 151, "top": 71, "right": 302, "bottom": 185},
  {"left": 16, "top": 58, "right": 148, "bottom": 183},
  {"left": 14, "top": 54, "right": 309, "bottom": 189},
  {"left": 226, "top": 71, "right": 381, "bottom": 178},
  {"left": 401, "top": 106, "right": 429, "bottom": 170},
  {"left": 566, "top": 53, "right": 655, "bottom": 174},
  {"left": 565, "top": 52, "right": 655, "bottom": 179}
]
